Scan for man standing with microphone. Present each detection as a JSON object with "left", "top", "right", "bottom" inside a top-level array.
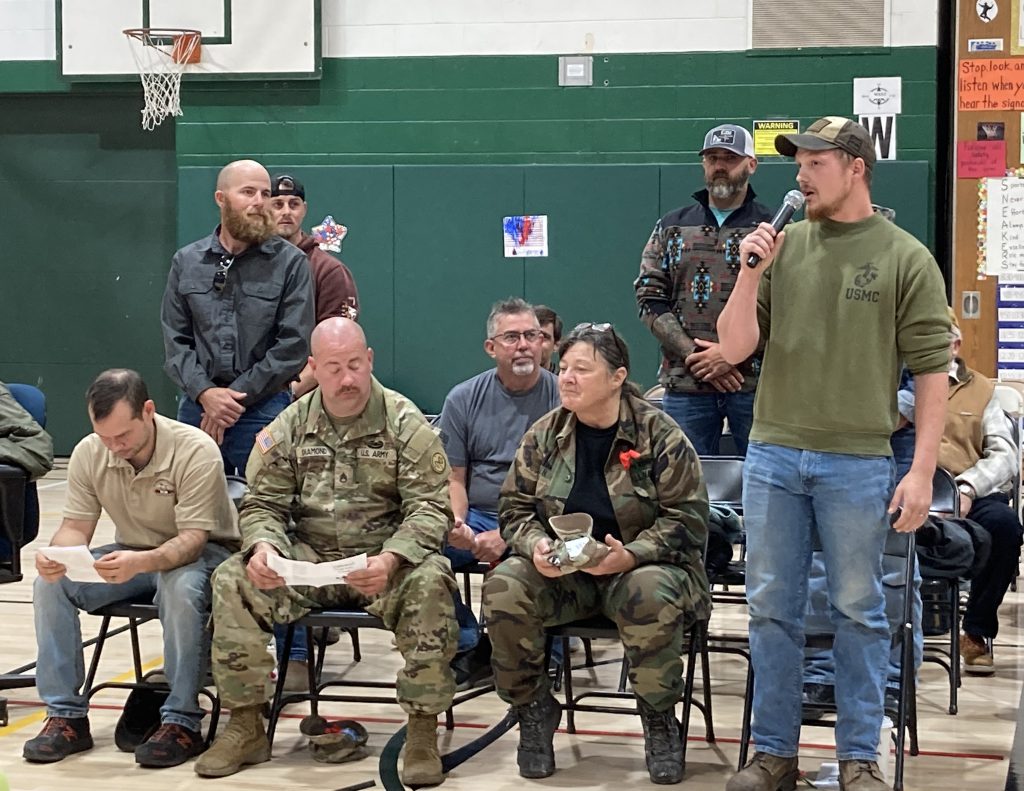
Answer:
[{"left": 717, "top": 116, "right": 950, "bottom": 791}]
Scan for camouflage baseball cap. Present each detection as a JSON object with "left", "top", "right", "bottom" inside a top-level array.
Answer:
[{"left": 775, "top": 116, "right": 876, "bottom": 169}]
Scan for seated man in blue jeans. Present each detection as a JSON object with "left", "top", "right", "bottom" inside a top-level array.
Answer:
[
  {"left": 24, "top": 369, "right": 239, "bottom": 768},
  {"left": 437, "top": 298, "right": 559, "bottom": 684}
]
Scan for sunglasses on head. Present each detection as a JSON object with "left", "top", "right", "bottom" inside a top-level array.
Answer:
[{"left": 569, "top": 322, "right": 626, "bottom": 361}]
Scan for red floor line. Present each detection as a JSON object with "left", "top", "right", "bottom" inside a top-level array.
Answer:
[{"left": 3, "top": 699, "right": 1006, "bottom": 761}]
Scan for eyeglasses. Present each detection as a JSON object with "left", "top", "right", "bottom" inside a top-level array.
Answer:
[
  {"left": 538, "top": 330, "right": 553, "bottom": 342},
  {"left": 490, "top": 330, "right": 543, "bottom": 346},
  {"left": 213, "top": 255, "right": 235, "bottom": 293}
]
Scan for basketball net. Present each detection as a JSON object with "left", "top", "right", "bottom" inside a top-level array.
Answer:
[{"left": 124, "top": 30, "right": 201, "bottom": 131}]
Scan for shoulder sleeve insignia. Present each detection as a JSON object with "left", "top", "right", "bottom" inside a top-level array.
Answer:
[
  {"left": 430, "top": 451, "right": 447, "bottom": 474},
  {"left": 255, "top": 428, "right": 277, "bottom": 455}
]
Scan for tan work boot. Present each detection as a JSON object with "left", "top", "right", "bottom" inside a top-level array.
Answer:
[
  {"left": 839, "top": 759, "right": 890, "bottom": 790},
  {"left": 194, "top": 705, "right": 270, "bottom": 778},
  {"left": 726, "top": 752, "right": 799, "bottom": 791},
  {"left": 401, "top": 713, "right": 444, "bottom": 786},
  {"left": 960, "top": 633, "right": 995, "bottom": 675}
]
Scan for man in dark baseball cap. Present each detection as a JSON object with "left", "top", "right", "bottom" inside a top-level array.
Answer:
[{"left": 775, "top": 115, "right": 876, "bottom": 170}]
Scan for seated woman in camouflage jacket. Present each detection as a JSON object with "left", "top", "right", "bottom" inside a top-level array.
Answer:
[{"left": 482, "top": 322, "right": 711, "bottom": 786}]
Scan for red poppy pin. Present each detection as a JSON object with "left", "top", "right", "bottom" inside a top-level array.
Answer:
[{"left": 619, "top": 449, "right": 641, "bottom": 470}]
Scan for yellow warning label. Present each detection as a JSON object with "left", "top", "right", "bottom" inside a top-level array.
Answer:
[{"left": 753, "top": 120, "right": 800, "bottom": 157}]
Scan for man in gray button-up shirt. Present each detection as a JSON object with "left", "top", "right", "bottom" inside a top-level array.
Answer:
[{"left": 161, "top": 159, "right": 314, "bottom": 477}]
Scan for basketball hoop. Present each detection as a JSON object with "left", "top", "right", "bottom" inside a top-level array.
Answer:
[{"left": 123, "top": 28, "right": 202, "bottom": 131}]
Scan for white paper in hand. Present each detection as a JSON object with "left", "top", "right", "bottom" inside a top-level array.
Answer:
[
  {"left": 265, "top": 552, "right": 368, "bottom": 587},
  {"left": 40, "top": 546, "right": 105, "bottom": 583}
]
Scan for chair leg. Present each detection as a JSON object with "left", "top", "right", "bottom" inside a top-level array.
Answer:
[
  {"left": 561, "top": 637, "right": 576, "bottom": 734},
  {"left": 583, "top": 637, "right": 595, "bottom": 668},
  {"left": 617, "top": 655, "right": 629, "bottom": 693},
  {"left": 266, "top": 622, "right": 297, "bottom": 749},
  {"left": 129, "top": 617, "right": 145, "bottom": 682},
  {"left": 83, "top": 615, "right": 113, "bottom": 692},
  {"left": 948, "top": 584, "right": 959, "bottom": 715},
  {"left": 738, "top": 664, "right": 754, "bottom": 770},
  {"left": 680, "top": 625, "right": 701, "bottom": 769},
  {"left": 348, "top": 627, "right": 361, "bottom": 663},
  {"left": 699, "top": 622, "right": 715, "bottom": 743}
]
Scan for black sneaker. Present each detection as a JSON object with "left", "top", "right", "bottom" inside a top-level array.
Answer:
[
  {"left": 23, "top": 716, "right": 93, "bottom": 763},
  {"left": 134, "top": 723, "right": 205, "bottom": 768}
]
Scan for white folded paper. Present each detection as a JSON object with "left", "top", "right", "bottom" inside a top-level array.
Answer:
[
  {"left": 265, "top": 552, "right": 368, "bottom": 587},
  {"left": 39, "top": 545, "right": 105, "bottom": 583}
]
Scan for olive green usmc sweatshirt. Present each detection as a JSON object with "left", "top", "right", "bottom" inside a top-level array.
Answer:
[{"left": 752, "top": 212, "right": 950, "bottom": 457}]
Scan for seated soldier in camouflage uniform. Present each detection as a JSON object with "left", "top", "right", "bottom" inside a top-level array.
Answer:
[
  {"left": 482, "top": 323, "right": 711, "bottom": 785},
  {"left": 195, "top": 317, "right": 458, "bottom": 786}
]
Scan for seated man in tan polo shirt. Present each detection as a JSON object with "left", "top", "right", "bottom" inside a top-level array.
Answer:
[{"left": 23, "top": 369, "right": 240, "bottom": 769}]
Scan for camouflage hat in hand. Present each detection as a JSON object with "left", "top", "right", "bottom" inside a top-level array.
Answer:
[
  {"left": 300, "top": 715, "right": 370, "bottom": 764},
  {"left": 546, "top": 513, "right": 610, "bottom": 574}
]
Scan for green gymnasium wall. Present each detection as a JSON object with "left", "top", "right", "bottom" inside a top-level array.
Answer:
[{"left": 0, "top": 47, "right": 937, "bottom": 452}]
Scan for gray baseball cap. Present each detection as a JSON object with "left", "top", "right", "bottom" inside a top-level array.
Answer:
[{"left": 700, "top": 124, "right": 755, "bottom": 158}]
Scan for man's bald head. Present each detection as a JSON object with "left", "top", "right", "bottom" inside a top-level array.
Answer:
[
  {"left": 309, "top": 318, "right": 374, "bottom": 418},
  {"left": 216, "top": 160, "right": 270, "bottom": 192},
  {"left": 311, "top": 317, "right": 367, "bottom": 359}
]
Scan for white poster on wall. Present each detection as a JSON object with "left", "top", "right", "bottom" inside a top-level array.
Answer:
[
  {"left": 853, "top": 77, "right": 902, "bottom": 116},
  {"left": 986, "top": 178, "right": 1024, "bottom": 274}
]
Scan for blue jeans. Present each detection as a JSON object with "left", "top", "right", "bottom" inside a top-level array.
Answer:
[
  {"left": 444, "top": 508, "right": 498, "bottom": 653},
  {"left": 743, "top": 441, "right": 894, "bottom": 761},
  {"left": 804, "top": 553, "right": 923, "bottom": 689},
  {"left": 34, "top": 541, "right": 231, "bottom": 731},
  {"left": 177, "top": 391, "right": 292, "bottom": 477},
  {"left": 662, "top": 390, "right": 755, "bottom": 456}
]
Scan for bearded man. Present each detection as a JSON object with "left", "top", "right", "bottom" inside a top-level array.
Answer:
[
  {"left": 634, "top": 123, "right": 771, "bottom": 456},
  {"left": 161, "top": 159, "right": 314, "bottom": 476}
]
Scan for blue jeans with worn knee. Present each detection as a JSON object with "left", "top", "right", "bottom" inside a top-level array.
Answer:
[
  {"left": 743, "top": 441, "right": 894, "bottom": 761},
  {"left": 177, "top": 391, "right": 291, "bottom": 477},
  {"left": 34, "top": 541, "right": 231, "bottom": 732},
  {"left": 661, "top": 390, "right": 755, "bottom": 457},
  {"left": 444, "top": 508, "right": 498, "bottom": 653}
]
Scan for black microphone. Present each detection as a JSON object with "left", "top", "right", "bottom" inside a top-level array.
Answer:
[{"left": 746, "top": 189, "right": 806, "bottom": 268}]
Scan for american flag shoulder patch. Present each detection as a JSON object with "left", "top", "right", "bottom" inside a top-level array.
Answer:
[{"left": 255, "top": 428, "right": 277, "bottom": 454}]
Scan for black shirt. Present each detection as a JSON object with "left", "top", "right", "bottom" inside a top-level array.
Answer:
[{"left": 563, "top": 421, "right": 621, "bottom": 542}]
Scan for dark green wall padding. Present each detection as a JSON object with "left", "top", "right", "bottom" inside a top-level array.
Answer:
[
  {"left": 179, "top": 161, "right": 930, "bottom": 416},
  {"left": 0, "top": 47, "right": 937, "bottom": 452}
]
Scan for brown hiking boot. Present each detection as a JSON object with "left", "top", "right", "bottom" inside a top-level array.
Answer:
[
  {"left": 23, "top": 716, "right": 93, "bottom": 763},
  {"left": 401, "top": 713, "right": 444, "bottom": 786},
  {"left": 839, "top": 759, "right": 890, "bottom": 790},
  {"left": 194, "top": 705, "right": 270, "bottom": 778},
  {"left": 960, "top": 633, "right": 995, "bottom": 675},
  {"left": 726, "top": 752, "right": 799, "bottom": 791}
]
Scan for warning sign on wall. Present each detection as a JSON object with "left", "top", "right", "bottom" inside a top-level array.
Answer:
[{"left": 752, "top": 120, "right": 799, "bottom": 157}]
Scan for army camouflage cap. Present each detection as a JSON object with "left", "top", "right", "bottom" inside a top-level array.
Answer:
[{"left": 775, "top": 116, "right": 876, "bottom": 170}]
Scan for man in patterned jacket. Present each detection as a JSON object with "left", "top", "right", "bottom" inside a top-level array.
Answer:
[
  {"left": 196, "top": 317, "right": 458, "bottom": 787},
  {"left": 635, "top": 123, "right": 772, "bottom": 455}
]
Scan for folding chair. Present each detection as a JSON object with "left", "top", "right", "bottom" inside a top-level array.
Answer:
[
  {"left": 268, "top": 607, "right": 492, "bottom": 750},
  {"left": 545, "top": 613, "right": 712, "bottom": 772}
]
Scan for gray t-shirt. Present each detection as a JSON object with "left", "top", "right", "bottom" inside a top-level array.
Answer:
[{"left": 438, "top": 368, "right": 560, "bottom": 512}]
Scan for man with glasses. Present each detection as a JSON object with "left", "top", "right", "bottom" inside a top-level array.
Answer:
[
  {"left": 268, "top": 174, "right": 361, "bottom": 399},
  {"left": 436, "top": 297, "right": 560, "bottom": 686},
  {"left": 161, "top": 159, "right": 314, "bottom": 477},
  {"left": 635, "top": 123, "right": 771, "bottom": 456}
]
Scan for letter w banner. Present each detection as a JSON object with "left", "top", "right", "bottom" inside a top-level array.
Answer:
[{"left": 858, "top": 114, "right": 897, "bottom": 161}]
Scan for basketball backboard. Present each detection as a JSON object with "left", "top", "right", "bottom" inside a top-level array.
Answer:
[{"left": 59, "top": 0, "right": 320, "bottom": 80}]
